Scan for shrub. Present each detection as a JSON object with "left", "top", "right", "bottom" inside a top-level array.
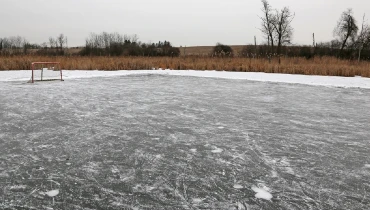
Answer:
[{"left": 212, "top": 43, "right": 233, "bottom": 57}]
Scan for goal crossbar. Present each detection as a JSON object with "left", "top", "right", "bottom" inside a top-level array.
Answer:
[{"left": 30, "top": 62, "right": 63, "bottom": 83}]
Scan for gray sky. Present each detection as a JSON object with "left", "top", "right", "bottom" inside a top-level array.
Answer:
[{"left": 1, "top": 0, "right": 369, "bottom": 47}]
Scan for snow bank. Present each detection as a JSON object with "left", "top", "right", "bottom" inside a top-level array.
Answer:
[{"left": 1, "top": 70, "right": 370, "bottom": 89}]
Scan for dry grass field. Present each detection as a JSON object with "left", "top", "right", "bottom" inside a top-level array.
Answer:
[{"left": 0, "top": 55, "right": 369, "bottom": 78}]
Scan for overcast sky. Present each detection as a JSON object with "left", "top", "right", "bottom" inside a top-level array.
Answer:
[{"left": 1, "top": 0, "right": 369, "bottom": 47}]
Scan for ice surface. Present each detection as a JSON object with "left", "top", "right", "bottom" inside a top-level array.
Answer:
[
  {"left": 1, "top": 75, "right": 369, "bottom": 209},
  {"left": 1, "top": 69, "right": 370, "bottom": 89}
]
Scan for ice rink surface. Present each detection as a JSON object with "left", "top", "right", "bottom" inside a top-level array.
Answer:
[{"left": 1, "top": 74, "right": 370, "bottom": 209}]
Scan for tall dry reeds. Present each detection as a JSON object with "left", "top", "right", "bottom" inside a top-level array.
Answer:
[{"left": 0, "top": 55, "right": 369, "bottom": 78}]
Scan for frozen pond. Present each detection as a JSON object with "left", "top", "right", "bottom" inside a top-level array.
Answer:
[{"left": 0, "top": 74, "right": 369, "bottom": 209}]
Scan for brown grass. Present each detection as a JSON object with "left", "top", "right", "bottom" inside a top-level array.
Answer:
[{"left": 0, "top": 55, "right": 369, "bottom": 78}]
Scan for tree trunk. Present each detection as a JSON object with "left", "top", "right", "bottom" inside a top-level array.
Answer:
[
  {"left": 340, "top": 32, "right": 350, "bottom": 57},
  {"left": 358, "top": 45, "right": 363, "bottom": 62},
  {"left": 270, "top": 33, "right": 274, "bottom": 53}
]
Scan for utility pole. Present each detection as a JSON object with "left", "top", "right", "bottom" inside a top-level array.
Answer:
[
  {"left": 313, "top": 33, "right": 315, "bottom": 47},
  {"left": 254, "top": 36, "right": 257, "bottom": 58},
  {"left": 312, "top": 33, "right": 316, "bottom": 56}
]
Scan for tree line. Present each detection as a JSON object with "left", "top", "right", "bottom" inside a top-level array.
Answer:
[
  {"left": 210, "top": 1, "right": 370, "bottom": 61},
  {"left": 0, "top": 34, "right": 68, "bottom": 56},
  {"left": 0, "top": 32, "right": 180, "bottom": 57},
  {"left": 257, "top": 0, "right": 370, "bottom": 60},
  {"left": 80, "top": 32, "right": 180, "bottom": 57}
]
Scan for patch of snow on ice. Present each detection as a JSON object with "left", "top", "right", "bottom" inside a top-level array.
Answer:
[
  {"left": 1, "top": 70, "right": 370, "bottom": 89},
  {"left": 252, "top": 186, "right": 273, "bottom": 200},
  {"left": 233, "top": 184, "right": 244, "bottom": 189},
  {"left": 38, "top": 144, "right": 53, "bottom": 149},
  {"left": 146, "top": 186, "right": 156, "bottom": 191},
  {"left": 45, "top": 189, "right": 59, "bottom": 197},
  {"left": 190, "top": 148, "right": 197, "bottom": 153},
  {"left": 192, "top": 198, "right": 204, "bottom": 203},
  {"left": 10, "top": 185, "right": 27, "bottom": 190},
  {"left": 155, "top": 154, "right": 162, "bottom": 159},
  {"left": 364, "top": 164, "right": 370, "bottom": 168},
  {"left": 211, "top": 147, "right": 223, "bottom": 153}
]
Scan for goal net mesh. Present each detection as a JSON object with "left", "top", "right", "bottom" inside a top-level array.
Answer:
[{"left": 30, "top": 62, "right": 63, "bottom": 83}]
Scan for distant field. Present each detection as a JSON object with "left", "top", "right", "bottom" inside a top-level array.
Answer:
[{"left": 178, "top": 45, "right": 247, "bottom": 56}]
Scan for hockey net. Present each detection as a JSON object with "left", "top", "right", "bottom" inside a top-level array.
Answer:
[{"left": 29, "top": 62, "right": 63, "bottom": 83}]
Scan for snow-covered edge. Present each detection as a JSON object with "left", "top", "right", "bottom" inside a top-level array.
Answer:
[{"left": 1, "top": 70, "right": 370, "bottom": 89}]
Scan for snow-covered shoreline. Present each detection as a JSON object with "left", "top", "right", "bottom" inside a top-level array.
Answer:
[{"left": 1, "top": 69, "right": 370, "bottom": 89}]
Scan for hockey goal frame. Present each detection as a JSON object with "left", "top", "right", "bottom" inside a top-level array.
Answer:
[{"left": 30, "top": 62, "right": 63, "bottom": 83}]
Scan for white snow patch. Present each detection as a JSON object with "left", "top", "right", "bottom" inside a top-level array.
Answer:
[
  {"left": 190, "top": 148, "right": 197, "bottom": 153},
  {"left": 211, "top": 147, "right": 223, "bottom": 153},
  {"left": 252, "top": 186, "right": 273, "bottom": 200},
  {"left": 10, "top": 185, "right": 27, "bottom": 190},
  {"left": 146, "top": 186, "right": 156, "bottom": 191},
  {"left": 233, "top": 184, "right": 244, "bottom": 189},
  {"left": 192, "top": 198, "right": 204, "bottom": 203},
  {"left": 45, "top": 189, "right": 59, "bottom": 197},
  {"left": 38, "top": 144, "right": 53, "bottom": 149},
  {"left": 155, "top": 154, "right": 162, "bottom": 159},
  {"left": 1, "top": 70, "right": 370, "bottom": 89},
  {"left": 364, "top": 164, "right": 370, "bottom": 168}
]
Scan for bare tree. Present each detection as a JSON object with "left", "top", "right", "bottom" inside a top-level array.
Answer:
[
  {"left": 357, "top": 14, "right": 369, "bottom": 61},
  {"left": 131, "top": 34, "right": 139, "bottom": 43},
  {"left": 260, "top": 0, "right": 275, "bottom": 53},
  {"left": 57, "top": 33, "right": 66, "bottom": 51},
  {"left": 14, "top": 36, "right": 23, "bottom": 49},
  {"left": 334, "top": 9, "right": 359, "bottom": 55},
  {"left": 49, "top": 37, "right": 56, "bottom": 49},
  {"left": 271, "top": 7, "right": 294, "bottom": 56},
  {"left": 22, "top": 38, "right": 30, "bottom": 54},
  {"left": 41, "top": 42, "right": 48, "bottom": 49}
]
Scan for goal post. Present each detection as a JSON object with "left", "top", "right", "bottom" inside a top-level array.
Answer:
[{"left": 30, "top": 62, "right": 63, "bottom": 83}]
